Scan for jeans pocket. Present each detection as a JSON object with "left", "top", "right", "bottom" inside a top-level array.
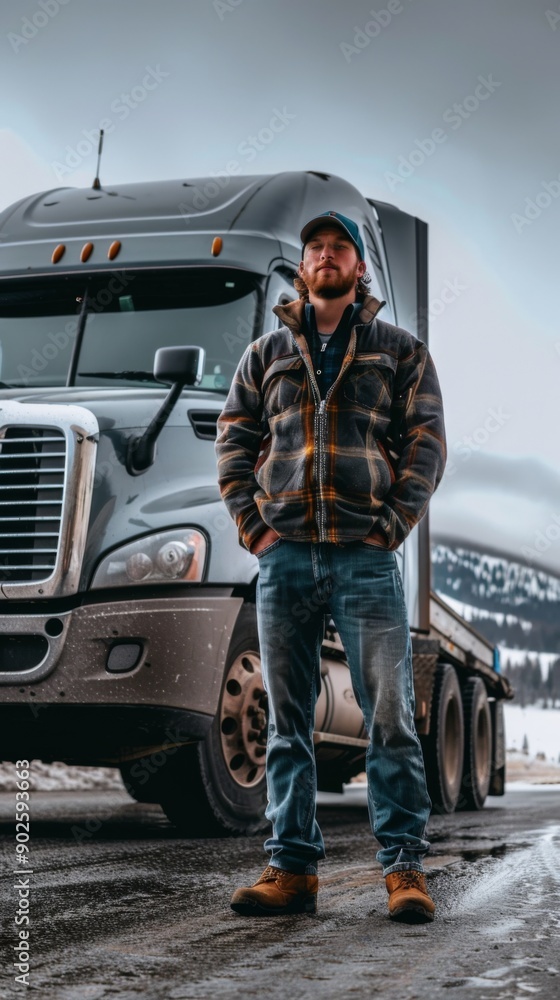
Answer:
[{"left": 254, "top": 537, "right": 283, "bottom": 559}]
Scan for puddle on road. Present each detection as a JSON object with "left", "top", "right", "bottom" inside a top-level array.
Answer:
[
  {"left": 308, "top": 844, "right": 525, "bottom": 890},
  {"left": 458, "top": 841, "right": 529, "bottom": 862},
  {"left": 429, "top": 840, "right": 530, "bottom": 869}
]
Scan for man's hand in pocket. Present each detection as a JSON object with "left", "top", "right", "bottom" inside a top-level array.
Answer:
[
  {"left": 363, "top": 529, "right": 388, "bottom": 547},
  {"left": 251, "top": 527, "right": 281, "bottom": 556}
]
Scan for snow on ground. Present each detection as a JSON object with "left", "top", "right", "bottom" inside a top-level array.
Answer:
[
  {"left": 505, "top": 753, "right": 560, "bottom": 786},
  {"left": 0, "top": 760, "right": 123, "bottom": 793},
  {"left": 503, "top": 702, "right": 560, "bottom": 761}
]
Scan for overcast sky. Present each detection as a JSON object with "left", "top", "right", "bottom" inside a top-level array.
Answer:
[{"left": 1, "top": 0, "right": 559, "bottom": 577}]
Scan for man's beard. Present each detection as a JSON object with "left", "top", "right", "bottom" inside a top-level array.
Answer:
[{"left": 305, "top": 267, "right": 357, "bottom": 300}]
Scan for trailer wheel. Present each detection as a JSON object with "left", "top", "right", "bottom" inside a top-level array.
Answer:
[
  {"left": 157, "top": 604, "right": 269, "bottom": 837},
  {"left": 458, "top": 678, "right": 492, "bottom": 810},
  {"left": 421, "top": 664, "right": 464, "bottom": 814}
]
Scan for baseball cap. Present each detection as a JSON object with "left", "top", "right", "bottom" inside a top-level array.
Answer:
[{"left": 300, "top": 210, "right": 365, "bottom": 261}]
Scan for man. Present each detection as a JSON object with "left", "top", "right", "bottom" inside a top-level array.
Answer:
[{"left": 215, "top": 210, "right": 447, "bottom": 922}]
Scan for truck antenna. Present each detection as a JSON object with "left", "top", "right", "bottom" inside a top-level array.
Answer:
[{"left": 92, "top": 129, "right": 104, "bottom": 190}]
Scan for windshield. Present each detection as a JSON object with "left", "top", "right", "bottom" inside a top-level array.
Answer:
[{"left": 0, "top": 269, "right": 260, "bottom": 390}]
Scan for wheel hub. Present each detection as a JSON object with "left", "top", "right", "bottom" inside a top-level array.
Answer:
[{"left": 219, "top": 650, "right": 268, "bottom": 788}]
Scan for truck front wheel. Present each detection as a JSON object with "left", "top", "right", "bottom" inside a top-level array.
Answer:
[
  {"left": 157, "top": 603, "right": 270, "bottom": 837},
  {"left": 458, "top": 678, "right": 492, "bottom": 810},
  {"left": 421, "top": 663, "right": 464, "bottom": 814}
]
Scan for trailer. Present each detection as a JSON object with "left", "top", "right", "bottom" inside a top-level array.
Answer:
[{"left": 0, "top": 170, "right": 512, "bottom": 835}]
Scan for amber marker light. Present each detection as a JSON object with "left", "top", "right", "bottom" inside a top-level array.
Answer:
[
  {"left": 80, "top": 242, "right": 94, "bottom": 262},
  {"left": 211, "top": 237, "right": 223, "bottom": 257},
  {"left": 51, "top": 244, "right": 66, "bottom": 263},
  {"left": 108, "top": 240, "right": 121, "bottom": 260}
]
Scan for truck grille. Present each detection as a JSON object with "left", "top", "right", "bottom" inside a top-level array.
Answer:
[{"left": 0, "top": 427, "right": 66, "bottom": 583}]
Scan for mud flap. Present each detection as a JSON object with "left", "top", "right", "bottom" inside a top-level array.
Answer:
[{"left": 488, "top": 698, "right": 506, "bottom": 796}]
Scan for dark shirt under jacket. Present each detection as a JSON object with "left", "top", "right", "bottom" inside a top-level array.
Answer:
[{"left": 303, "top": 300, "right": 364, "bottom": 400}]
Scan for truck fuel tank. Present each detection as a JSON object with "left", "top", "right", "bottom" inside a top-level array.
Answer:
[{"left": 315, "top": 656, "right": 367, "bottom": 745}]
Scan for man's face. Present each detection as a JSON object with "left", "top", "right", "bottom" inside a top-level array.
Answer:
[{"left": 298, "top": 226, "right": 366, "bottom": 300}]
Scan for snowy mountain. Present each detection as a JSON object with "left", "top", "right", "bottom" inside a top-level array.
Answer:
[{"left": 430, "top": 541, "right": 560, "bottom": 675}]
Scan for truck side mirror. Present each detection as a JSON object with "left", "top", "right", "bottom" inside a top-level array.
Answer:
[
  {"left": 154, "top": 346, "right": 205, "bottom": 387},
  {"left": 127, "top": 346, "right": 206, "bottom": 475}
]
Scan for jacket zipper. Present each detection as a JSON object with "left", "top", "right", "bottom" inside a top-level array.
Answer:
[
  {"left": 290, "top": 330, "right": 358, "bottom": 542},
  {"left": 318, "top": 343, "right": 359, "bottom": 539},
  {"left": 316, "top": 399, "right": 327, "bottom": 540},
  {"left": 289, "top": 334, "right": 325, "bottom": 540}
]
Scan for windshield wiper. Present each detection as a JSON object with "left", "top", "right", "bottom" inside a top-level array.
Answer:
[
  {"left": 66, "top": 287, "right": 89, "bottom": 386},
  {"left": 78, "top": 370, "right": 159, "bottom": 382}
]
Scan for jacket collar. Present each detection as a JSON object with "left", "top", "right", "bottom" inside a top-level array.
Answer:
[
  {"left": 272, "top": 293, "right": 386, "bottom": 339},
  {"left": 304, "top": 300, "right": 362, "bottom": 338}
]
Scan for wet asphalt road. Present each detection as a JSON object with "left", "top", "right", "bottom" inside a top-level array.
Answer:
[{"left": 0, "top": 785, "right": 559, "bottom": 1000}]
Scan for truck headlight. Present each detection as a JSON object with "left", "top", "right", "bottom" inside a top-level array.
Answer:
[{"left": 91, "top": 529, "right": 207, "bottom": 589}]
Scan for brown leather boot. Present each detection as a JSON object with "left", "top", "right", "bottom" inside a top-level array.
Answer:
[
  {"left": 385, "top": 870, "right": 435, "bottom": 922},
  {"left": 231, "top": 865, "right": 318, "bottom": 916}
]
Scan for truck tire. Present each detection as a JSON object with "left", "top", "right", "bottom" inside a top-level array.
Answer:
[
  {"left": 421, "top": 664, "right": 464, "bottom": 814},
  {"left": 459, "top": 677, "right": 492, "bottom": 810},
  {"left": 157, "top": 603, "right": 270, "bottom": 837}
]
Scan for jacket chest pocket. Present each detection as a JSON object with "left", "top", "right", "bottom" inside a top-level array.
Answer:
[
  {"left": 262, "top": 356, "right": 306, "bottom": 416},
  {"left": 343, "top": 352, "right": 397, "bottom": 410}
]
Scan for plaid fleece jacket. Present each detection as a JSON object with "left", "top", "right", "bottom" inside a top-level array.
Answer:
[{"left": 215, "top": 293, "right": 447, "bottom": 552}]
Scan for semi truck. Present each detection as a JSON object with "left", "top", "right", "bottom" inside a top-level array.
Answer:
[{"left": 0, "top": 169, "right": 512, "bottom": 835}]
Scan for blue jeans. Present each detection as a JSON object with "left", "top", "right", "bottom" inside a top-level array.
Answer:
[{"left": 255, "top": 539, "right": 431, "bottom": 877}]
